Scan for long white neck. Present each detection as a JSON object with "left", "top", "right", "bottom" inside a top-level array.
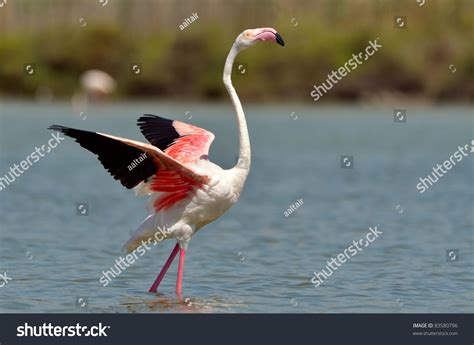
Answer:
[{"left": 223, "top": 41, "right": 251, "bottom": 175}]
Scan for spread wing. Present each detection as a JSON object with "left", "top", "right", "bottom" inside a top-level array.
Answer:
[
  {"left": 48, "top": 125, "right": 208, "bottom": 210},
  {"left": 137, "top": 114, "right": 215, "bottom": 164}
]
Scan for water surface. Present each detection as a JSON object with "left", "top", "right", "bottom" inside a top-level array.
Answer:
[{"left": 0, "top": 102, "right": 472, "bottom": 313}]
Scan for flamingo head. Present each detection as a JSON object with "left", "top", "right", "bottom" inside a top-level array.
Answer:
[{"left": 236, "top": 27, "right": 285, "bottom": 49}]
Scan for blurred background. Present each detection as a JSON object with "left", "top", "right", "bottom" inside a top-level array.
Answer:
[
  {"left": 0, "top": 0, "right": 472, "bottom": 314},
  {"left": 0, "top": 0, "right": 473, "bottom": 103}
]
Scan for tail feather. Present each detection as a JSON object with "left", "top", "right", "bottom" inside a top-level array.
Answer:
[{"left": 123, "top": 214, "right": 173, "bottom": 253}]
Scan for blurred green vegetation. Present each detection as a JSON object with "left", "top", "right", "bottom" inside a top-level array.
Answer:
[{"left": 0, "top": 0, "right": 473, "bottom": 102}]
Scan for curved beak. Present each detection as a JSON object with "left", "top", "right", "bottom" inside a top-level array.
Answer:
[{"left": 274, "top": 32, "right": 285, "bottom": 46}]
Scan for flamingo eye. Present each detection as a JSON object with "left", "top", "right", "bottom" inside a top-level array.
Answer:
[{"left": 244, "top": 30, "right": 252, "bottom": 38}]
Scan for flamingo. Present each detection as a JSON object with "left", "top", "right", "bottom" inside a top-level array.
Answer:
[
  {"left": 72, "top": 69, "right": 116, "bottom": 114},
  {"left": 49, "top": 28, "right": 284, "bottom": 296},
  {"left": 79, "top": 69, "right": 116, "bottom": 100}
]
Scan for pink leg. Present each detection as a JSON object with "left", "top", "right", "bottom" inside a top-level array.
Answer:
[
  {"left": 175, "top": 247, "right": 186, "bottom": 296},
  {"left": 148, "top": 243, "right": 180, "bottom": 293}
]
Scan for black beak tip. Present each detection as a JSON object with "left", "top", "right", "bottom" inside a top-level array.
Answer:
[{"left": 275, "top": 32, "right": 285, "bottom": 46}]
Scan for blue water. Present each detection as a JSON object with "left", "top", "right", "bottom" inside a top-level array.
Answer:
[{"left": 0, "top": 101, "right": 472, "bottom": 313}]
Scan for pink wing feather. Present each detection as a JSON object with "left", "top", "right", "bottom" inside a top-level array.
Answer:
[
  {"left": 135, "top": 114, "right": 216, "bottom": 211},
  {"left": 100, "top": 131, "right": 208, "bottom": 212},
  {"left": 165, "top": 120, "right": 215, "bottom": 164}
]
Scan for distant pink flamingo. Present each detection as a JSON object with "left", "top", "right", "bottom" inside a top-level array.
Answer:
[{"left": 49, "top": 28, "right": 284, "bottom": 296}]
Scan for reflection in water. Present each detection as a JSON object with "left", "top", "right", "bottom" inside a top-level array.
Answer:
[{"left": 121, "top": 293, "right": 246, "bottom": 313}]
